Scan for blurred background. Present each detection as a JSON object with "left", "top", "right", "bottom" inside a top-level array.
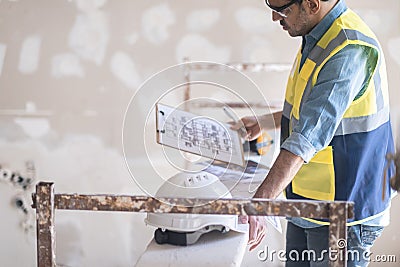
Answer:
[{"left": 0, "top": 0, "right": 399, "bottom": 266}]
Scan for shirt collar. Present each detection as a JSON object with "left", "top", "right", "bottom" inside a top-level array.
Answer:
[{"left": 302, "top": 0, "right": 348, "bottom": 48}]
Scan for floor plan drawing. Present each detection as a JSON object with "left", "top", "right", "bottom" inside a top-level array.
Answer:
[{"left": 156, "top": 103, "right": 245, "bottom": 166}]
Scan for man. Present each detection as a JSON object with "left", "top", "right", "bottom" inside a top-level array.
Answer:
[{"left": 233, "top": 0, "right": 395, "bottom": 265}]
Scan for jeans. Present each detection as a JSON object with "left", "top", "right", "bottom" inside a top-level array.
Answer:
[{"left": 285, "top": 222, "right": 384, "bottom": 267}]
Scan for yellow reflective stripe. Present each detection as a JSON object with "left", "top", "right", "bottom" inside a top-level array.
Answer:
[
  {"left": 347, "top": 40, "right": 378, "bottom": 49},
  {"left": 302, "top": 209, "right": 388, "bottom": 226},
  {"left": 317, "top": 22, "right": 341, "bottom": 49},
  {"left": 311, "top": 42, "right": 343, "bottom": 85},
  {"left": 338, "top": 10, "right": 377, "bottom": 40},
  {"left": 335, "top": 107, "right": 389, "bottom": 136}
]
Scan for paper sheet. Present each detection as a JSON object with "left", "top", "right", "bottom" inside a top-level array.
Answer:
[{"left": 156, "top": 103, "right": 245, "bottom": 166}]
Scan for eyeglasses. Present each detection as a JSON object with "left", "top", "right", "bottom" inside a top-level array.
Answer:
[{"left": 265, "top": 0, "right": 301, "bottom": 18}]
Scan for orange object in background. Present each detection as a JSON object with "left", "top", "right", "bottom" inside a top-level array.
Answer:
[{"left": 256, "top": 131, "right": 274, "bottom": 155}]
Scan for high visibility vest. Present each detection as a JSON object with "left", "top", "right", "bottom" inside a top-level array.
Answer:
[{"left": 282, "top": 9, "right": 395, "bottom": 225}]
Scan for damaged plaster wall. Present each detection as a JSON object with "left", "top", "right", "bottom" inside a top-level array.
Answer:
[{"left": 0, "top": 0, "right": 399, "bottom": 266}]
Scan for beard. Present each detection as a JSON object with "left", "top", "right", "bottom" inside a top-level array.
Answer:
[{"left": 283, "top": 5, "right": 313, "bottom": 37}]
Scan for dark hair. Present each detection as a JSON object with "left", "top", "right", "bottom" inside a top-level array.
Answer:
[{"left": 299, "top": 0, "right": 331, "bottom": 4}]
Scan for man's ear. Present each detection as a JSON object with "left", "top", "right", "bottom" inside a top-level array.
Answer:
[{"left": 304, "top": 0, "right": 321, "bottom": 15}]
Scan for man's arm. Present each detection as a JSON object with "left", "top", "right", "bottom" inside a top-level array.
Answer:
[
  {"left": 247, "top": 148, "right": 303, "bottom": 251},
  {"left": 259, "top": 110, "right": 283, "bottom": 130},
  {"left": 253, "top": 148, "right": 303, "bottom": 199}
]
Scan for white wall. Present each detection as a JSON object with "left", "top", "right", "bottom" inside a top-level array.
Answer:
[{"left": 0, "top": 0, "right": 399, "bottom": 266}]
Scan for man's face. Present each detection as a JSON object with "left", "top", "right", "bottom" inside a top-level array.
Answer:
[{"left": 267, "top": 0, "right": 314, "bottom": 37}]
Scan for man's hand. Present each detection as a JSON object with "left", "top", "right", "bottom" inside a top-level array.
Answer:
[
  {"left": 230, "top": 112, "right": 282, "bottom": 140},
  {"left": 239, "top": 215, "right": 267, "bottom": 251},
  {"left": 230, "top": 116, "right": 261, "bottom": 141}
]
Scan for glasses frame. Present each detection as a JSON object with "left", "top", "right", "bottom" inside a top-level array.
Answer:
[{"left": 265, "top": 0, "right": 302, "bottom": 17}]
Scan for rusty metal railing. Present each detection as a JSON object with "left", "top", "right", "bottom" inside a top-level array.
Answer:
[{"left": 32, "top": 182, "right": 354, "bottom": 267}]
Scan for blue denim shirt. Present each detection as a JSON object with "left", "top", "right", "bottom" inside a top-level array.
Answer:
[
  {"left": 282, "top": 0, "right": 389, "bottom": 227},
  {"left": 280, "top": 0, "right": 373, "bottom": 163}
]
